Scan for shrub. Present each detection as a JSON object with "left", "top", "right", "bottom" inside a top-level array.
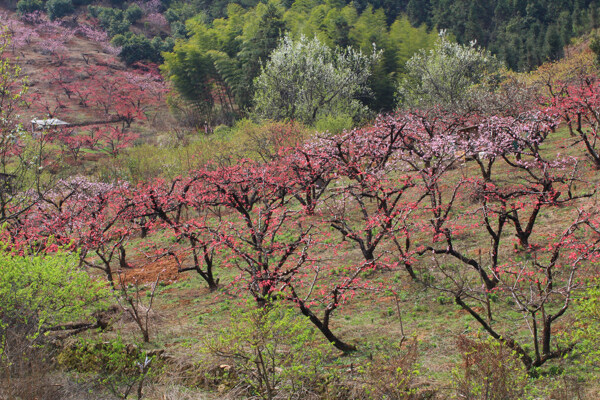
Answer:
[
  {"left": 201, "top": 301, "right": 333, "bottom": 399},
  {"left": 125, "top": 4, "right": 143, "bottom": 24},
  {"left": 112, "top": 33, "right": 165, "bottom": 65},
  {"left": 87, "top": 4, "right": 100, "bottom": 18},
  {"left": 314, "top": 113, "right": 354, "bottom": 134},
  {"left": 46, "top": 0, "right": 74, "bottom": 20},
  {"left": 170, "top": 21, "right": 187, "bottom": 39},
  {"left": 361, "top": 339, "right": 423, "bottom": 399},
  {"left": 90, "top": 6, "right": 131, "bottom": 37},
  {"left": 571, "top": 284, "right": 600, "bottom": 368},
  {"left": 212, "top": 124, "right": 230, "bottom": 136},
  {"left": 16, "top": 0, "right": 43, "bottom": 15},
  {"left": 59, "top": 336, "right": 160, "bottom": 399},
  {"left": 453, "top": 335, "right": 528, "bottom": 400},
  {"left": 108, "top": 18, "right": 131, "bottom": 36},
  {"left": 164, "top": 2, "right": 198, "bottom": 24},
  {"left": 0, "top": 250, "right": 110, "bottom": 397}
]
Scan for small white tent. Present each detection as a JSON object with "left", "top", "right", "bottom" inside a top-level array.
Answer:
[{"left": 31, "top": 118, "right": 70, "bottom": 130}]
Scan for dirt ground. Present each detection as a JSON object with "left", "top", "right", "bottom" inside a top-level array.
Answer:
[{"left": 118, "top": 252, "right": 190, "bottom": 286}]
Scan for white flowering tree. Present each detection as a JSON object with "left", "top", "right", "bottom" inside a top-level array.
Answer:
[
  {"left": 253, "top": 35, "right": 380, "bottom": 125},
  {"left": 397, "top": 32, "right": 503, "bottom": 112}
]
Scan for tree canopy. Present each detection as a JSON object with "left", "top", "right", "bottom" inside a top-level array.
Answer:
[
  {"left": 397, "top": 32, "right": 503, "bottom": 111},
  {"left": 161, "top": 0, "right": 437, "bottom": 124},
  {"left": 253, "top": 35, "right": 380, "bottom": 124}
]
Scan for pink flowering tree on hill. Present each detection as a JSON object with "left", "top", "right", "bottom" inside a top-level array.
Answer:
[
  {"left": 400, "top": 108, "right": 599, "bottom": 370},
  {"left": 135, "top": 176, "right": 224, "bottom": 291},
  {"left": 549, "top": 76, "right": 600, "bottom": 168}
]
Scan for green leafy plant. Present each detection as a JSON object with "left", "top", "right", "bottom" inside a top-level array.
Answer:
[
  {"left": 453, "top": 335, "right": 528, "bottom": 400},
  {"left": 201, "top": 301, "right": 333, "bottom": 400},
  {"left": 397, "top": 31, "right": 503, "bottom": 112},
  {"left": 253, "top": 35, "right": 380, "bottom": 125},
  {"left": 16, "top": 0, "right": 43, "bottom": 15},
  {"left": 571, "top": 284, "right": 600, "bottom": 369},
  {"left": 125, "top": 4, "right": 143, "bottom": 24},
  {"left": 0, "top": 249, "right": 110, "bottom": 397},
  {"left": 46, "top": 0, "right": 74, "bottom": 20},
  {"left": 361, "top": 338, "right": 423, "bottom": 399},
  {"left": 59, "top": 336, "right": 159, "bottom": 399}
]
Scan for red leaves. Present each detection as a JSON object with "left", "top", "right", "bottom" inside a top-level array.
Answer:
[
  {"left": 546, "top": 74, "right": 600, "bottom": 167},
  {"left": 42, "top": 61, "right": 166, "bottom": 127}
]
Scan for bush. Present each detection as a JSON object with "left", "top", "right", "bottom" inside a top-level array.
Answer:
[
  {"left": 0, "top": 250, "right": 110, "bottom": 397},
  {"left": 571, "top": 284, "right": 600, "bottom": 368},
  {"left": 590, "top": 35, "right": 600, "bottom": 65},
  {"left": 314, "top": 113, "right": 354, "bottom": 134},
  {"left": 164, "top": 2, "right": 198, "bottom": 23},
  {"left": 112, "top": 33, "right": 166, "bottom": 65},
  {"left": 361, "top": 339, "right": 423, "bottom": 399},
  {"left": 453, "top": 335, "right": 528, "bottom": 400},
  {"left": 108, "top": 17, "right": 131, "bottom": 36},
  {"left": 90, "top": 6, "right": 131, "bottom": 37},
  {"left": 46, "top": 0, "right": 74, "bottom": 20},
  {"left": 151, "top": 35, "right": 174, "bottom": 53},
  {"left": 16, "top": 0, "right": 43, "bottom": 15},
  {"left": 59, "top": 336, "right": 160, "bottom": 399},
  {"left": 125, "top": 4, "right": 143, "bottom": 24},
  {"left": 170, "top": 20, "right": 187, "bottom": 39},
  {"left": 524, "top": 375, "right": 589, "bottom": 400},
  {"left": 201, "top": 301, "right": 333, "bottom": 399},
  {"left": 87, "top": 4, "right": 100, "bottom": 18}
]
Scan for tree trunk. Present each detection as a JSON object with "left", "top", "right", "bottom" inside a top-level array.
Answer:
[
  {"left": 295, "top": 301, "right": 356, "bottom": 352},
  {"left": 119, "top": 245, "right": 130, "bottom": 269}
]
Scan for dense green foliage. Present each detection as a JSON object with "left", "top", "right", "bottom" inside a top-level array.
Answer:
[
  {"left": 124, "top": 3, "right": 143, "bottom": 24},
  {"left": 298, "top": 0, "right": 600, "bottom": 70},
  {"left": 46, "top": 0, "right": 74, "bottom": 20},
  {"left": 165, "top": 0, "right": 600, "bottom": 72},
  {"left": 16, "top": 0, "right": 43, "bottom": 15},
  {"left": 162, "top": 0, "right": 437, "bottom": 123},
  {"left": 13, "top": 0, "right": 600, "bottom": 76},
  {"left": 163, "top": 0, "right": 600, "bottom": 120},
  {"left": 572, "top": 285, "right": 600, "bottom": 369},
  {"left": 423, "top": 0, "right": 598, "bottom": 70},
  {"left": 163, "top": 2, "right": 289, "bottom": 118},
  {"left": 202, "top": 302, "right": 332, "bottom": 399},
  {"left": 416, "top": 0, "right": 598, "bottom": 69},
  {"left": 19, "top": 0, "right": 596, "bottom": 112},
  {"left": 0, "top": 250, "right": 109, "bottom": 360},
  {"left": 112, "top": 32, "right": 174, "bottom": 65},
  {"left": 89, "top": 5, "right": 133, "bottom": 36},
  {"left": 590, "top": 34, "right": 600, "bottom": 64},
  {"left": 59, "top": 336, "right": 158, "bottom": 399}
]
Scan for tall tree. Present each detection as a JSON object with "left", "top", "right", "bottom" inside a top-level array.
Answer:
[
  {"left": 237, "top": 1, "right": 287, "bottom": 109},
  {"left": 253, "top": 35, "right": 380, "bottom": 124}
]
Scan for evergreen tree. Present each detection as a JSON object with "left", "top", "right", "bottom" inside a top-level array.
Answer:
[
  {"left": 544, "top": 24, "right": 563, "bottom": 61},
  {"left": 407, "top": 0, "right": 430, "bottom": 26},
  {"left": 237, "top": 2, "right": 287, "bottom": 109}
]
